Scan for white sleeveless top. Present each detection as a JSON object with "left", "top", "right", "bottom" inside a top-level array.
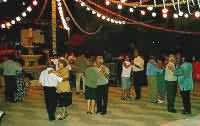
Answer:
[{"left": 121, "top": 61, "right": 132, "bottom": 77}]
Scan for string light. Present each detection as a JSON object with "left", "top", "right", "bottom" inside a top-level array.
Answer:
[
  {"left": 102, "top": 15, "right": 106, "bottom": 19},
  {"left": 195, "top": 11, "right": 200, "bottom": 18},
  {"left": 117, "top": 4, "right": 123, "bottom": 9},
  {"left": 141, "top": 10, "right": 146, "bottom": 15},
  {"left": 178, "top": 11, "right": 184, "bottom": 16},
  {"left": 163, "top": 13, "right": 168, "bottom": 18},
  {"left": 6, "top": 22, "right": 11, "bottom": 27},
  {"left": 11, "top": 20, "right": 16, "bottom": 25},
  {"left": 111, "top": 19, "right": 115, "bottom": 23},
  {"left": 86, "top": 7, "right": 91, "bottom": 11},
  {"left": 2, "top": 0, "right": 7, "bottom": 2},
  {"left": 57, "top": 1, "right": 70, "bottom": 30},
  {"left": 162, "top": 8, "right": 168, "bottom": 13},
  {"left": 106, "top": 18, "right": 111, "bottom": 21},
  {"left": 147, "top": 6, "right": 154, "bottom": 11},
  {"left": 1, "top": 24, "right": 6, "bottom": 29},
  {"left": 184, "top": 13, "right": 189, "bottom": 18},
  {"left": 27, "top": 6, "right": 32, "bottom": 12},
  {"left": 22, "top": 12, "right": 27, "bottom": 17},
  {"left": 105, "top": 0, "right": 110, "bottom": 5},
  {"left": 80, "top": 2, "right": 85, "bottom": 6},
  {"left": 33, "top": 0, "right": 38, "bottom": 6},
  {"left": 0, "top": 0, "right": 38, "bottom": 29},
  {"left": 92, "top": 10, "right": 96, "bottom": 14},
  {"left": 97, "top": 13, "right": 101, "bottom": 17},
  {"left": 121, "top": 0, "right": 126, "bottom": 3},
  {"left": 152, "top": 12, "right": 157, "bottom": 17},
  {"left": 129, "top": 8, "right": 134, "bottom": 12},
  {"left": 173, "top": 13, "right": 178, "bottom": 18}
]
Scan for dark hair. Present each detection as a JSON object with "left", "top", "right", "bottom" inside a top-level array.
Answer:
[
  {"left": 184, "top": 57, "right": 192, "bottom": 62},
  {"left": 46, "top": 61, "right": 56, "bottom": 69},
  {"left": 58, "top": 59, "right": 68, "bottom": 67}
]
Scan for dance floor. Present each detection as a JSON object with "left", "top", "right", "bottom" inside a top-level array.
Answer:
[{"left": 0, "top": 86, "right": 200, "bottom": 126}]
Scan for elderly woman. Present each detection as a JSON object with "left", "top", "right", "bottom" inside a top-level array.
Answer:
[
  {"left": 84, "top": 57, "right": 99, "bottom": 114},
  {"left": 176, "top": 57, "right": 193, "bottom": 114},
  {"left": 50, "top": 59, "right": 71, "bottom": 120},
  {"left": 165, "top": 54, "right": 177, "bottom": 113}
]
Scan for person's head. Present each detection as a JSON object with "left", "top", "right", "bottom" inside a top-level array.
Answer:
[
  {"left": 46, "top": 61, "right": 56, "bottom": 70},
  {"left": 149, "top": 56, "right": 156, "bottom": 61},
  {"left": 64, "top": 52, "right": 69, "bottom": 59},
  {"left": 124, "top": 55, "right": 130, "bottom": 61},
  {"left": 96, "top": 56, "right": 104, "bottom": 66},
  {"left": 133, "top": 49, "right": 139, "bottom": 57},
  {"left": 168, "top": 54, "right": 176, "bottom": 63},
  {"left": 58, "top": 59, "right": 68, "bottom": 69}
]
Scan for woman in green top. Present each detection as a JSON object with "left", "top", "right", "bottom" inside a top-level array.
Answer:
[
  {"left": 84, "top": 57, "right": 99, "bottom": 114},
  {"left": 176, "top": 57, "right": 193, "bottom": 114},
  {"left": 156, "top": 58, "right": 166, "bottom": 104}
]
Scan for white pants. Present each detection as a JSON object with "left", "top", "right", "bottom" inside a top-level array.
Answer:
[{"left": 76, "top": 73, "right": 85, "bottom": 93}]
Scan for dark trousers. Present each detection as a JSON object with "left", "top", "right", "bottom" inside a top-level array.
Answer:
[
  {"left": 4, "top": 76, "right": 17, "bottom": 102},
  {"left": 133, "top": 71, "right": 143, "bottom": 99},
  {"left": 166, "top": 81, "right": 177, "bottom": 111},
  {"left": 96, "top": 84, "right": 109, "bottom": 113},
  {"left": 180, "top": 90, "right": 191, "bottom": 113},
  {"left": 43, "top": 86, "right": 57, "bottom": 121}
]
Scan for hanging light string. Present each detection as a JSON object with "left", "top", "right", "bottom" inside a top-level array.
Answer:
[
  {"left": 107, "top": 0, "right": 187, "bottom": 7},
  {"left": 62, "top": 0, "right": 103, "bottom": 35},
  {"left": 84, "top": 0, "right": 200, "bottom": 35},
  {"left": 77, "top": 1, "right": 126, "bottom": 25},
  {"left": 57, "top": 0, "right": 70, "bottom": 30},
  {"left": 36, "top": 0, "right": 48, "bottom": 20},
  {"left": 0, "top": 0, "right": 38, "bottom": 29}
]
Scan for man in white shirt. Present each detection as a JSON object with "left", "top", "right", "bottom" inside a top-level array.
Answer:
[
  {"left": 131, "top": 49, "right": 144, "bottom": 100},
  {"left": 39, "top": 61, "right": 63, "bottom": 121}
]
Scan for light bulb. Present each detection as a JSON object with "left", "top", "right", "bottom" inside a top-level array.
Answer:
[
  {"left": 11, "top": 20, "right": 16, "bottom": 24},
  {"left": 105, "top": 0, "right": 110, "bottom": 5},
  {"left": 141, "top": 10, "right": 146, "bottom": 15},
  {"left": 106, "top": 18, "right": 110, "bottom": 21},
  {"left": 80, "top": 2, "right": 85, "bottom": 7},
  {"left": 97, "top": 13, "right": 101, "bottom": 17},
  {"left": 33, "top": 0, "right": 38, "bottom": 6},
  {"left": 27, "top": 6, "right": 32, "bottom": 12},
  {"left": 86, "top": 7, "right": 90, "bottom": 11},
  {"left": 129, "top": 8, "right": 134, "bottom": 13},
  {"left": 162, "top": 8, "right": 168, "bottom": 14},
  {"left": 102, "top": 16, "right": 106, "bottom": 20},
  {"left": 184, "top": 13, "right": 189, "bottom": 18},
  {"left": 163, "top": 13, "right": 168, "bottom": 18},
  {"left": 147, "top": 6, "right": 153, "bottom": 11},
  {"left": 1, "top": 24, "right": 6, "bottom": 28},
  {"left": 16, "top": 17, "right": 21, "bottom": 21},
  {"left": 195, "top": 11, "right": 200, "bottom": 18},
  {"left": 173, "top": 13, "right": 178, "bottom": 19},
  {"left": 118, "top": 4, "right": 122, "bottom": 10},
  {"left": 92, "top": 10, "right": 96, "bottom": 14},
  {"left": 152, "top": 12, "right": 156, "bottom": 17},
  {"left": 178, "top": 11, "right": 184, "bottom": 16},
  {"left": 22, "top": 12, "right": 27, "bottom": 17},
  {"left": 121, "top": 0, "right": 126, "bottom": 3}
]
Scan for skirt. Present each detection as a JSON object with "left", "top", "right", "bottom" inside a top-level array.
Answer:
[
  {"left": 85, "top": 86, "right": 96, "bottom": 100},
  {"left": 121, "top": 77, "right": 131, "bottom": 90},
  {"left": 57, "top": 92, "right": 72, "bottom": 107}
]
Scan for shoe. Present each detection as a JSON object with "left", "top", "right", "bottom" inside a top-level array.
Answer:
[
  {"left": 100, "top": 112, "right": 107, "bottom": 115},
  {"left": 158, "top": 100, "right": 165, "bottom": 104},
  {"left": 168, "top": 109, "right": 177, "bottom": 113},
  {"left": 86, "top": 111, "right": 92, "bottom": 115},
  {"left": 76, "top": 92, "right": 80, "bottom": 95},
  {"left": 135, "top": 97, "right": 140, "bottom": 100},
  {"left": 182, "top": 111, "right": 192, "bottom": 115}
]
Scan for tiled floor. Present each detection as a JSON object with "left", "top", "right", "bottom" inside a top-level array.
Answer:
[{"left": 0, "top": 86, "right": 200, "bottom": 126}]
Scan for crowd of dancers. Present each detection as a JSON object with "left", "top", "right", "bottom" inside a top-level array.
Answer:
[{"left": 0, "top": 49, "right": 195, "bottom": 121}]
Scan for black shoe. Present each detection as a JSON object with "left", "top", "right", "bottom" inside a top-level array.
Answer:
[
  {"left": 135, "top": 97, "right": 140, "bottom": 100},
  {"left": 76, "top": 92, "right": 80, "bottom": 95},
  {"left": 100, "top": 112, "right": 107, "bottom": 115},
  {"left": 168, "top": 109, "right": 177, "bottom": 113},
  {"left": 182, "top": 111, "right": 192, "bottom": 115}
]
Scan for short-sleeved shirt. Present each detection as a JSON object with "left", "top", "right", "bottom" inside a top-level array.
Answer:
[
  {"left": 165, "top": 62, "right": 177, "bottom": 81},
  {"left": 0, "top": 60, "right": 21, "bottom": 76},
  {"left": 121, "top": 61, "right": 132, "bottom": 77},
  {"left": 85, "top": 66, "right": 99, "bottom": 88},
  {"left": 97, "top": 65, "right": 110, "bottom": 85},
  {"left": 132, "top": 56, "right": 144, "bottom": 72},
  {"left": 56, "top": 68, "right": 71, "bottom": 93},
  {"left": 39, "top": 68, "right": 63, "bottom": 87}
]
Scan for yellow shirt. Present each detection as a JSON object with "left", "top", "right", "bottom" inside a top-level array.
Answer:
[{"left": 56, "top": 68, "right": 71, "bottom": 93}]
